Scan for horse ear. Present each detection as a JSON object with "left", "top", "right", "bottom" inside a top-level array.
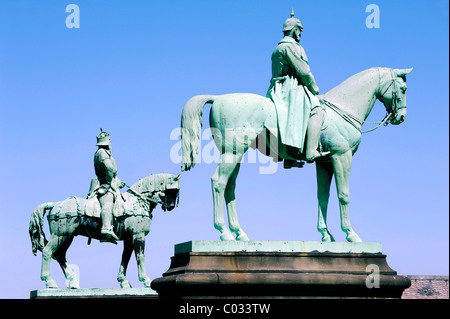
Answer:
[
  {"left": 175, "top": 174, "right": 181, "bottom": 180},
  {"left": 395, "top": 68, "right": 413, "bottom": 77}
]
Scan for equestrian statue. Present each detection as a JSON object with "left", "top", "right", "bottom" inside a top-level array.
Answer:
[
  {"left": 180, "top": 9, "right": 412, "bottom": 243},
  {"left": 29, "top": 130, "right": 181, "bottom": 289}
]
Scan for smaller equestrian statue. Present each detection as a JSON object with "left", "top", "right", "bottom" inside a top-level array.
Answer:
[{"left": 29, "top": 173, "right": 181, "bottom": 289}]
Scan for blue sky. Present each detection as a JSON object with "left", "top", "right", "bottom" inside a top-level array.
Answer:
[{"left": 0, "top": 0, "right": 448, "bottom": 298}]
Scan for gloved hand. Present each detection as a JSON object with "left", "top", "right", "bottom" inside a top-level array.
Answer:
[
  {"left": 309, "top": 83, "right": 320, "bottom": 95},
  {"left": 98, "top": 184, "right": 110, "bottom": 196},
  {"left": 119, "top": 181, "right": 127, "bottom": 188}
]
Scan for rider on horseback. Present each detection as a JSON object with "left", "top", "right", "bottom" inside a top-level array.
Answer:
[
  {"left": 267, "top": 9, "right": 330, "bottom": 168},
  {"left": 93, "top": 129, "right": 125, "bottom": 243}
]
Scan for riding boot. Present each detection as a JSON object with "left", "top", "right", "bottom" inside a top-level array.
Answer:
[
  {"left": 101, "top": 217, "right": 119, "bottom": 244},
  {"left": 305, "top": 107, "right": 330, "bottom": 163},
  {"left": 101, "top": 226, "right": 118, "bottom": 244},
  {"left": 99, "top": 193, "right": 119, "bottom": 244}
]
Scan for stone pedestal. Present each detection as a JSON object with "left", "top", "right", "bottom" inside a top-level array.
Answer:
[{"left": 151, "top": 241, "right": 410, "bottom": 299}]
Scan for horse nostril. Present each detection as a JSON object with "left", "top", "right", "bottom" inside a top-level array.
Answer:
[{"left": 400, "top": 115, "right": 405, "bottom": 122}]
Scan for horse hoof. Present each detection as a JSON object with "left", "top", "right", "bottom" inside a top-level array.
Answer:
[
  {"left": 143, "top": 279, "right": 152, "bottom": 288},
  {"left": 236, "top": 232, "right": 249, "bottom": 241},
  {"left": 321, "top": 233, "right": 335, "bottom": 242},
  {"left": 45, "top": 279, "right": 59, "bottom": 289},
  {"left": 346, "top": 231, "right": 362, "bottom": 242},
  {"left": 119, "top": 280, "right": 131, "bottom": 289},
  {"left": 68, "top": 280, "right": 80, "bottom": 289},
  {"left": 220, "top": 232, "right": 235, "bottom": 241}
]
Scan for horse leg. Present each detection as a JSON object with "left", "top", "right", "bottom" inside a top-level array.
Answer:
[
  {"left": 117, "top": 238, "right": 133, "bottom": 288},
  {"left": 211, "top": 153, "right": 242, "bottom": 241},
  {"left": 331, "top": 150, "right": 362, "bottom": 242},
  {"left": 132, "top": 234, "right": 151, "bottom": 287},
  {"left": 40, "top": 235, "right": 61, "bottom": 288},
  {"left": 316, "top": 160, "right": 335, "bottom": 242},
  {"left": 224, "top": 163, "right": 249, "bottom": 241},
  {"left": 54, "top": 235, "right": 79, "bottom": 289}
]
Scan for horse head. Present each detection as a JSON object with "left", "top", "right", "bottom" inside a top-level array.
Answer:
[
  {"left": 127, "top": 173, "right": 181, "bottom": 212},
  {"left": 378, "top": 68, "right": 413, "bottom": 125},
  {"left": 160, "top": 174, "right": 181, "bottom": 212}
]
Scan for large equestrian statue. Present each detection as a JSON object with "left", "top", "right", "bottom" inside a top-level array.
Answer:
[{"left": 180, "top": 66, "right": 411, "bottom": 242}]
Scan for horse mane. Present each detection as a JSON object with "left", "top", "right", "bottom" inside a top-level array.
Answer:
[
  {"left": 319, "top": 67, "right": 385, "bottom": 117},
  {"left": 321, "top": 68, "right": 379, "bottom": 96},
  {"left": 127, "top": 173, "right": 180, "bottom": 195}
]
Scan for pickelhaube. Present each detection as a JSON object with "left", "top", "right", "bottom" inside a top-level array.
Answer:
[
  {"left": 96, "top": 128, "right": 111, "bottom": 146},
  {"left": 282, "top": 8, "right": 303, "bottom": 32}
]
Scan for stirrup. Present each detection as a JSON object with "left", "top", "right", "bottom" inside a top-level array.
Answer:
[
  {"left": 101, "top": 227, "right": 119, "bottom": 244},
  {"left": 283, "top": 159, "right": 305, "bottom": 169}
]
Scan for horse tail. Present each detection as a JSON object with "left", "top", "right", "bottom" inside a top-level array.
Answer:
[
  {"left": 181, "top": 95, "right": 217, "bottom": 171},
  {"left": 29, "top": 202, "right": 54, "bottom": 256}
]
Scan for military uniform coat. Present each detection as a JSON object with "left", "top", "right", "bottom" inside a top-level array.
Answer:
[{"left": 265, "top": 36, "right": 321, "bottom": 152}]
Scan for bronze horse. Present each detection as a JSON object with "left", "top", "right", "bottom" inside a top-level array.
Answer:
[
  {"left": 29, "top": 173, "right": 180, "bottom": 289},
  {"left": 181, "top": 67, "right": 411, "bottom": 242}
]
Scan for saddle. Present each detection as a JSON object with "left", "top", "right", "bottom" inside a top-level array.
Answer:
[
  {"left": 85, "top": 178, "right": 128, "bottom": 218},
  {"left": 261, "top": 99, "right": 328, "bottom": 165}
]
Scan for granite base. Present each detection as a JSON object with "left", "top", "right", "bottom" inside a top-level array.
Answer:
[{"left": 151, "top": 241, "right": 410, "bottom": 299}]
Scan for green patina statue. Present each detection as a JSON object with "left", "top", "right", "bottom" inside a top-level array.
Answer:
[
  {"left": 266, "top": 9, "right": 329, "bottom": 168},
  {"left": 29, "top": 131, "right": 181, "bottom": 289},
  {"left": 91, "top": 129, "right": 126, "bottom": 243},
  {"left": 181, "top": 10, "right": 412, "bottom": 243}
]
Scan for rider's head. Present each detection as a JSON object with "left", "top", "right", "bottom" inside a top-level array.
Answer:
[
  {"left": 283, "top": 9, "right": 303, "bottom": 42},
  {"left": 285, "top": 25, "right": 302, "bottom": 42},
  {"left": 96, "top": 128, "right": 111, "bottom": 149}
]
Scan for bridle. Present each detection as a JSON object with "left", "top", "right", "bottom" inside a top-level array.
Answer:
[
  {"left": 125, "top": 174, "right": 180, "bottom": 211},
  {"left": 321, "top": 69, "right": 406, "bottom": 134},
  {"left": 378, "top": 68, "right": 406, "bottom": 124}
]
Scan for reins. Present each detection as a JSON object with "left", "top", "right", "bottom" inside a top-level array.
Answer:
[
  {"left": 361, "top": 113, "right": 392, "bottom": 133},
  {"left": 321, "top": 68, "right": 402, "bottom": 134},
  {"left": 320, "top": 99, "right": 363, "bottom": 133}
]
